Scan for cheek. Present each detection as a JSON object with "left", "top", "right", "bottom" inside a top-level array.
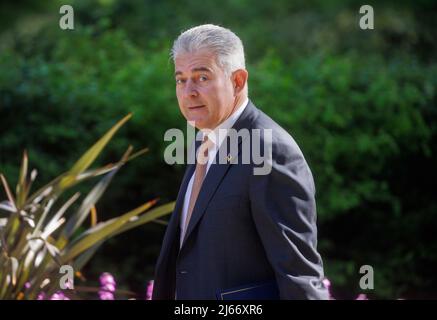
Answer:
[
  {"left": 176, "top": 87, "right": 185, "bottom": 99},
  {"left": 202, "top": 84, "right": 223, "bottom": 104}
]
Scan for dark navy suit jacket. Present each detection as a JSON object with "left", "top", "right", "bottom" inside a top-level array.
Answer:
[{"left": 152, "top": 101, "right": 328, "bottom": 300}]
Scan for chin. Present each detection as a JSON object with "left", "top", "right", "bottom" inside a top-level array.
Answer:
[
  {"left": 194, "top": 122, "right": 207, "bottom": 130},
  {"left": 187, "top": 116, "right": 208, "bottom": 129}
]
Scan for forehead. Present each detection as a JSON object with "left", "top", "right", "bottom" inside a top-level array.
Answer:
[{"left": 174, "top": 51, "right": 221, "bottom": 75}]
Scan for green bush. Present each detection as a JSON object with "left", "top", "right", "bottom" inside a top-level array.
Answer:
[
  {"left": 1, "top": 1, "right": 437, "bottom": 297},
  {"left": 250, "top": 50, "right": 437, "bottom": 298},
  {"left": 0, "top": 27, "right": 184, "bottom": 289}
]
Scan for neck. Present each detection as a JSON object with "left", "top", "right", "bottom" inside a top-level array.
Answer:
[
  {"left": 231, "top": 94, "right": 247, "bottom": 114},
  {"left": 198, "top": 95, "right": 248, "bottom": 131}
]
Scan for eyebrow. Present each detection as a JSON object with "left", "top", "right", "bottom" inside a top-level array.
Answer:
[{"left": 175, "top": 67, "right": 213, "bottom": 76}]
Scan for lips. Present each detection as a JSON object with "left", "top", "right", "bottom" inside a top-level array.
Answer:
[{"left": 188, "top": 105, "right": 205, "bottom": 110}]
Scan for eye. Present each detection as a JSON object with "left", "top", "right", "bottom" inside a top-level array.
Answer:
[
  {"left": 199, "top": 75, "right": 208, "bottom": 82},
  {"left": 176, "top": 78, "right": 185, "bottom": 85}
]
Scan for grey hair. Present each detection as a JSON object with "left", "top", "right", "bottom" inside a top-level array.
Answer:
[{"left": 171, "top": 24, "right": 246, "bottom": 75}]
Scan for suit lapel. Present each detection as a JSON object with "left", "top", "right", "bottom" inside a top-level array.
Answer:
[{"left": 180, "top": 101, "right": 259, "bottom": 249}]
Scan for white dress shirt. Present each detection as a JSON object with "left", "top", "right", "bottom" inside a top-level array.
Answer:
[{"left": 179, "top": 98, "right": 249, "bottom": 247}]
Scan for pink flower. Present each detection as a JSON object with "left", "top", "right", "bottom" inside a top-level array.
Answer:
[
  {"left": 355, "top": 293, "right": 368, "bottom": 300},
  {"left": 322, "top": 278, "right": 334, "bottom": 300},
  {"left": 100, "top": 273, "right": 115, "bottom": 285},
  {"left": 99, "top": 272, "right": 116, "bottom": 300},
  {"left": 37, "top": 292, "right": 46, "bottom": 300},
  {"left": 50, "top": 291, "right": 70, "bottom": 300},
  {"left": 145, "top": 280, "right": 154, "bottom": 300},
  {"left": 102, "top": 283, "right": 116, "bottom": 292},
  {"left": 98, "top": 290, "right": 114, "bottom": 300}
]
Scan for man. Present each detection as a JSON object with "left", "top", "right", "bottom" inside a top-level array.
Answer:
[{"left": 152, "top": 24, "right": 328, "bottom": 300}]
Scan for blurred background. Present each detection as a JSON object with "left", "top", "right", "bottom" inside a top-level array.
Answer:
[{"left": 0, "top": 0, "right": 436, "bottom": 299}]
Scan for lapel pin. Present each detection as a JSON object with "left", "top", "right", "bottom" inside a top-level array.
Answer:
[{"left": 226, "top": 154, "right": 233, "bottom": 163}]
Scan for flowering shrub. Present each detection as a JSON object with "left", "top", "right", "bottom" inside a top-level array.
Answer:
[
  {"left": 35, "top": 272, "right": 153, "bottom": 300},
  {"left": 0, "top": 115, "right": 174, "bottom": 300},
  {"left": 39, "top": 275, "right": 373, "bottom": 300}
]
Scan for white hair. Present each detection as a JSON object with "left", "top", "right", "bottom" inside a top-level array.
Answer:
[{"left": 171, "top": 24, "right": 246, "bottom": 75}]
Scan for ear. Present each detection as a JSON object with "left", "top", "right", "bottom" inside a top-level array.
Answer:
[{"left": 231, "top": 69, "right": 248, "bottom": 95}]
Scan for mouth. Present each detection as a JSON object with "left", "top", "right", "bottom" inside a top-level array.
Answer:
[{"left": 188, "top": 105, "right": 206, "bottom": 110}]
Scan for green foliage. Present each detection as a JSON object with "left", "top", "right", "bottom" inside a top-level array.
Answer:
[
  {"left": 0, "top": 26, "right": 183, "bottom": 206},
  {"left": 0, "top": 115, "right": 174, "bottom": 299},
  {"left": 251, "top": 51, "right": 436, "bottom": 219},
  {"left": 1, "top": 26, "right": 183, "bottom": 293},
  {"left": 251, "top": 51, "right": 437, "bottom": 298},
  {"left": 1, "top": 0, "right": 436, "bottom": 298}
]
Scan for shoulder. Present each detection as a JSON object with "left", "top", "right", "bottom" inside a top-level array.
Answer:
[
  {"left": 249, "top": 104, "right": 306, "bottom": 163},
  {"left": 248, "top": 103, "right": 315, "bottom": 193}
]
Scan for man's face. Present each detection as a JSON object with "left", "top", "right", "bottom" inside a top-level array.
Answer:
[{"left": 174, "top": 50, "right": 236, "bottom": 130}]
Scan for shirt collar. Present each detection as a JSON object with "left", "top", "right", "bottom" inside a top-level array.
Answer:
[{"left": 197, "top": 97, "right": 249, "bottom": 148}]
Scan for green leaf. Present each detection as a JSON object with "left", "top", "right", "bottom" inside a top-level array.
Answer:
[
  {"left": 10, "top": 257, "right": 18, "bottom": 286},
  {"left": 16, "top": 150, "right": 28, "bottom": 207},
  {"left": 60, "top": 199, "right": 157, "bottom": 263},
  {"left": 63, "top": 169, "right": 118, "bottom": 238},
  {"left": 111, "top": 202, "right": 174, "bottom": 238},
  {"left": 72, "top": 241, "right": 103, "bottom": 272},
  {"left": 59, "top": 113, "right": 132, "bottom": 189},
  {"left": 0, "top": 174, "right": 16, "bottom": 212},
  {"left": 44, "top": 193, "right": 80, "bottom": 238}
]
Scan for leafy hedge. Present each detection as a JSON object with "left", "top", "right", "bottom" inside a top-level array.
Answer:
[
  {"left": 251, "top": 51, "right": 437, "bottom": 297},
  {"left": 1, "top": 20, "right": 436, "bottom": 297}
]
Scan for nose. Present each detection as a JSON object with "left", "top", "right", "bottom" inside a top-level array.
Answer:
[{"left": 183, "top": 79, "right": 198, "bottom": 98}]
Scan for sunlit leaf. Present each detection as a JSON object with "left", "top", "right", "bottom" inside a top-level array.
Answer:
[
  {"left": 111, "top": 202, "right": 175, "bottom": 238},
  {"left": 16, "top": 150, "right": 28, "bottom": 207},
  {"left": 0, "top": 201, "right": 16, "bottom": 213},
  {"left": 72, "top": 241, "right": 102, "bottom": 272},
  {"left": 0, "top": 174, "right": 17, "bottom": 211},
  {"left": 90, "top": 205, "right": 97, "bottom": 227},
  {"left": 44, "top": 193, "right": 80, "bottom": 237},
  {"left": 10, "top": 257, "right": 18, "bottom": 286},
  {"left": 61, "top": 200, "right": 157, "bottom": 263},
  {"left": 63, "top": 169, "right": 118, "bottom": 238},
  {"left": 59, "top": 113, "right": 132, "bottom": 189}
]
